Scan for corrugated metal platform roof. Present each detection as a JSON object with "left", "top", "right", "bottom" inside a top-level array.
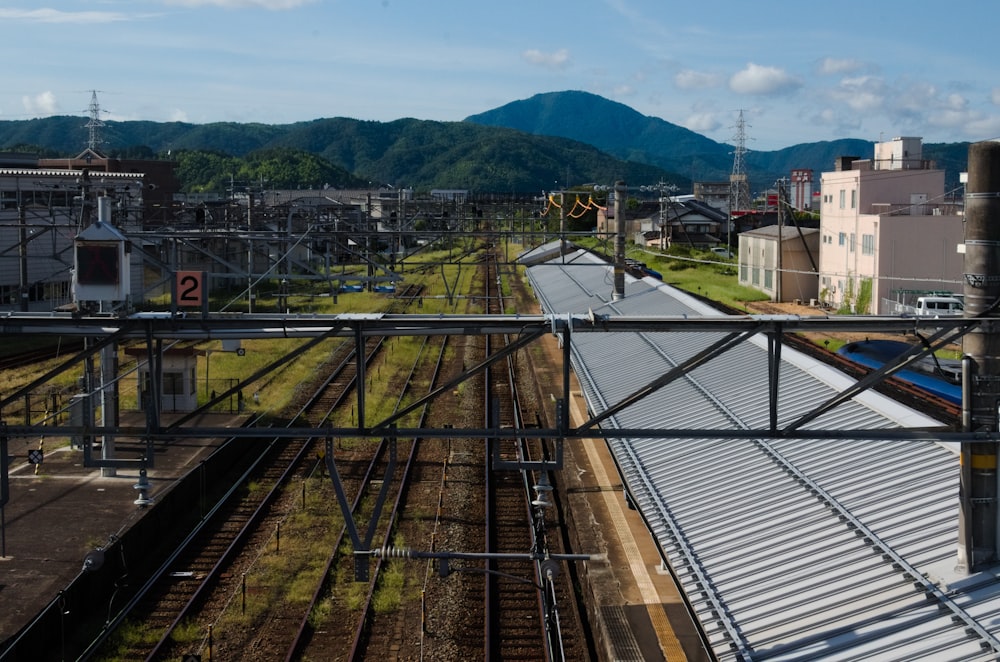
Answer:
[{"left": 527, "top": 250, "right": 1000, "bottom": 661}]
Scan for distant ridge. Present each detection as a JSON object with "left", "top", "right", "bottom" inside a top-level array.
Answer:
[
  {"left": 465, "top": 90, "right": 724, "bottom": 162},
  {"left": 0, "top": 92, "right": 970, "bottom": 193},
  {"left": 466, "top": 90, "right": 971, "bottom": 191}
]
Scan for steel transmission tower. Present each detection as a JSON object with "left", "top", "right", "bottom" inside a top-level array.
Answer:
[
  {"left": 85, "top": 90, "right": 106, "bottom": 152},
  {"left": 729, "top": 110, "right": 751, "bottom": 214}
]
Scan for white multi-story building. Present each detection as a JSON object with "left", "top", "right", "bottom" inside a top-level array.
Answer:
[{"left": 817, "top": 137, "right": 964, "bottom": 314}]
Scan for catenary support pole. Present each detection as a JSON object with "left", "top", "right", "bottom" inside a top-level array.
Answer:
[
  {"left": 613, "top": 180, "right": 626, "bottom": 301},
  {"left": 958, "top": 140, "right": 1000, "bottom": 571}
]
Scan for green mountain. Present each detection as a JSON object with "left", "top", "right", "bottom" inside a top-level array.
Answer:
[
  {"left": 465, "top": 90, "right": 726, "bottom": 163},
  {"left": 0, "top": 115, "right": 685, "bottom": 194},
  {"left": 0, "top": 92, "right": 971, "bottom": 195},
  {"left": 465, "top": 90, "right": 969, "bottom": 191}
]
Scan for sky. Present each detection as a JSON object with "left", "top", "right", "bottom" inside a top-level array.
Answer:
[{"left": 2, "top": 0, "right": 999, "bottom": 153}]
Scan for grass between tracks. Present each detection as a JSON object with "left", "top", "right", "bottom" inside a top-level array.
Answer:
[{"left": 101, "top": 473, "right": 348, "bottom": 659}]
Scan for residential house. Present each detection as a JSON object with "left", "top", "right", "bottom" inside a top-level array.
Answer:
[
  {"left": 659, "top": 199, "right": 729, "bottom": 250},
  {"left": 599, "top": 198, "right": 728, "bottom": 251}
]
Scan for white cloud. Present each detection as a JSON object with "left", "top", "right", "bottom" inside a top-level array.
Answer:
[
  {"left": 821, "top": 75, "right": 1000, "bottom": 142},
  {"left": 0, "top": 8, "right": 130, "bottom": 23},
  {"left": 809, "top": 107, "right": 862, "bottom": 137},
  {"left": 684, "top": 112, "right": 721, "bottom": 133},
  {"left": 818, "top": 57, "right": 865, "bottom": 75},
  {"left": 729, "top": 63, "right": 802, "bottom": 95},
  {"left": 164, "top": 0, "right": 315, "bottom": 7},
  {"left": 22, "top": 92, "right": 58, "bottom": 117},
  {"left": 991, "top": 88, "right": 1000, "bottom": 106},
  {"left": 963, "top": 115, "right": 1000, "bottom": 140},
  {"left": 829, "top": 75, "right": 887, "bottom": 112},
  {"left": 944, "top": 93, "right": 968, "bottom": 111},
  {"left": 674, "top": 69, "right": 722, "bottom": 91},
  {"left": 521, "top": 48, "right": 571, "bottom": 70},
  {"left": 890, "top": 80, "right": 940, "bottom": 122},
  {"left": 923, "top": 93, "right": 1000, "bottom": 138}
]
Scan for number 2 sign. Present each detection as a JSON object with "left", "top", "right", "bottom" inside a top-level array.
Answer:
[{"left": 176, "top": 271, "right": 205, "bottom": 307}]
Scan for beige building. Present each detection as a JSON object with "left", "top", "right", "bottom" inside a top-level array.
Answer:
[
  {"left": 817, "top": 137, "right": 964, "bottom": 314},
  {"left": 738, "top": 225, "right": 820, "bottom": 303}
]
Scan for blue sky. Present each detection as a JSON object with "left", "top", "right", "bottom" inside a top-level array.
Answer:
[{"left": 2, "top": 0, "right": 998, "bottom": 152}]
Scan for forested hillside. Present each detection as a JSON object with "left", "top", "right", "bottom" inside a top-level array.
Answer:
[
  {"left": 467, "top": 91, "right": 970, "bottom": 191},
  {"left": 0, "top": 115, "right": 683, "bottom": 194},
  {"left": 0, "top": 91, "right": 971, "bottom": 194}
]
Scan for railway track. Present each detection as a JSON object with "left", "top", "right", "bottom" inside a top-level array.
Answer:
[
  {"left": 82, "top": 332, "right": 384, "bottom": 660},
  {"left": 481, "top": 249, "right": 588, "bottom": 662},
  {"left": 19, "top": 252, "right": 599, "bottom": 660},
  {"left": 80, "top": 290, "right": 428, "bottom": 659}
]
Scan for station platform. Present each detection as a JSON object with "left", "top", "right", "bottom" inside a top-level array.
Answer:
[
  {"left": 0, "top": 412, "right": 246, "bottom": 645},
  {"left": 561, "top": 380, "right": 710, "bottom": 661}
]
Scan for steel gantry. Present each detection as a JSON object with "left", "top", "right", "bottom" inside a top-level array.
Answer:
[
  {"left": 0, "top": 309, "right": 983, "bottom": 581},
  {"left": 0, "top": 310, "right": 984, "bottom": 449}
]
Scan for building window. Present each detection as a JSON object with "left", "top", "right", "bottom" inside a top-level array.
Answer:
[
  {"left": 849, "top": 233, "right": 856, "bottom": 252},
  {"left": 764, "top": 269, "right": 773, "bottom": 289},
  {"left": 851, "top": 189, "right": 857, "bottom": 209},
  {"left": 839, "top": 190, "right": 845, "bottom": 209},
  {"left": 862, "top": 234, "right": 875, "bottom": 255},
  {"left": 838, "top": 232, "right": 846, "bottom": 246}
]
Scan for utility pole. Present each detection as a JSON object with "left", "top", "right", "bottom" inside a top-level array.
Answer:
[
  {"left": 559, "top": 190, "right": 566, "bottom": 264},
  {"left": 958, "top": 140, "right": 1000, "bottom": 571},
  {"left": 776, "top": 178, "right": 788, "bottom": 303},
  {"left": 612, "top": 181, "right": 626, "bottom": 301}
]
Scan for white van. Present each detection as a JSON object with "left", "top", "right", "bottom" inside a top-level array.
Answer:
[{"left": 914, "top": 295, "right": 963, "bottom": 316}]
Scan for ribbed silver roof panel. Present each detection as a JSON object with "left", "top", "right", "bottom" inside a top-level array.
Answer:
[{"left": 526, "top": 256, "right": 1000, "bottom": 661}]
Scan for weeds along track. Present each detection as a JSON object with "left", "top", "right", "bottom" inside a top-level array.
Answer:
[
  {"left": 78, "top": 256, "right": 594, "bottom": 660},
  {"left": 82, "top": 330, "right": 386, "bottom": 660},
  {"left": 81, "top": 290, "right": 426, "bottom": 660},
  {"left": 294, "top": 333, "right": 452, "bottom": 661}
]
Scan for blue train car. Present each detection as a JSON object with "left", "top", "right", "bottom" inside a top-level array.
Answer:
[{"left": 837, "top": 339, "right": 961, "bottom": 405}]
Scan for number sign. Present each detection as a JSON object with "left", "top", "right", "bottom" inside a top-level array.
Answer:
[{"left": 176, "top": 271, "right": 205, "bottom": 307}]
